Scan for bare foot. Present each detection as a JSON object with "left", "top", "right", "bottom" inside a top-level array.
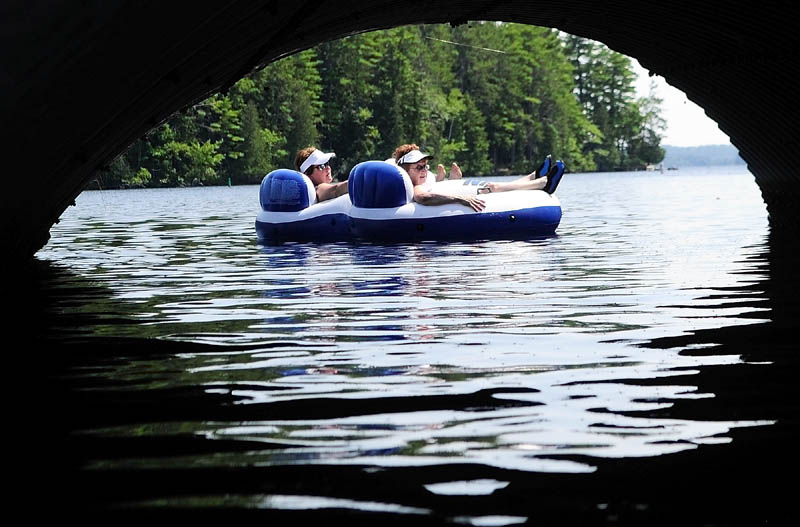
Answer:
[
  {"left": 436, "top": 164, "right": 446, "bottom": 181},
  {"left": 450, "top": 162, "right": 463, "bottom": 179}
]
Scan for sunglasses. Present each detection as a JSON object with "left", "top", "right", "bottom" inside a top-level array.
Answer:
[
  {"left": 314, "top": 163, "right": 330, "bottom": 170},
  {"left": 410, "top": 164, "right": 429, "bottom": 172}
]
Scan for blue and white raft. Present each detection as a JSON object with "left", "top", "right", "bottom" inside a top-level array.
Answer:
[{"left": 255, "top": 161, "right": 562, "bottom": 243}]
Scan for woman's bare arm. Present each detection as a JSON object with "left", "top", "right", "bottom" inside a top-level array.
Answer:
[
  {"left": 413, "top": 187, "right": 485, "bottom": 212},
  {"left": 316, "top": 181, "right": 349, "bottom": 202}
]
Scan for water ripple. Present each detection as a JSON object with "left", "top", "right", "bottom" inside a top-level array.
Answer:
[{"left": 36, "top": 168, "right": 778, "bottom": 514}]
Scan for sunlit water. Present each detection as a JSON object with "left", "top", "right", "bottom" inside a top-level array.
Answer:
[{"left": 38, "top": 165, "right": 774, "bottom": 515}]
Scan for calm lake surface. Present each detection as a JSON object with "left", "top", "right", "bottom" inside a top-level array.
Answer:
[{"left": 27, "top": 165, "right": 797, "bottom": 523}]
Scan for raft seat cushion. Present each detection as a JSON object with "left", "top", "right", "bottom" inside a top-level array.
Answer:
[
  {"left": 260, "top": 169, "right": 317, "bottom": 212},
  {"left": 348, "top": 161, "right": 414, "bottom": 208}
]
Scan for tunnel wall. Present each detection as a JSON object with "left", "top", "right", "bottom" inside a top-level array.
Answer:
[{"left": 2, "top": 1, "right": 797, "bottom": 266}]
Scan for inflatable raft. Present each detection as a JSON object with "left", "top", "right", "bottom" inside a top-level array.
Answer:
[{"left": 255, "top": 160, "right": 562, "bottom": 243}]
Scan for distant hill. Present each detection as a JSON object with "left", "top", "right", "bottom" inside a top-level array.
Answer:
[{"left": 661, "top": 144, "right": 744, "bottom": 168}]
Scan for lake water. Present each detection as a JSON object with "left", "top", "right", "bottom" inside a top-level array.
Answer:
[{"left": 25, "top": 165, "right": 797, "bottom": 523}]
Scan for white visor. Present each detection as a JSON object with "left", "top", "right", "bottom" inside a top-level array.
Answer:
[
  {"left": 396, "top": 149, "right": 432, "bottom": 165},
  {"left": 300, "top": 149, "right": 336, "bottom": 173}
]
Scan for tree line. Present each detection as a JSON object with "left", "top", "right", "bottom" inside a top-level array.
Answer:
[{"left": 97, "top": 22, "right": 666, "bottom": 189}]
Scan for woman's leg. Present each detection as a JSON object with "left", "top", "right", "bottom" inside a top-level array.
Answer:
[{"left": 481, "top": 175, "right": 546, "bottom": 193}]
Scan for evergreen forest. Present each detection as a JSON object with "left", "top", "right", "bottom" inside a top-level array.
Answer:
[{"left": 98, "top": 22, "right": 666, "bottom": 189}]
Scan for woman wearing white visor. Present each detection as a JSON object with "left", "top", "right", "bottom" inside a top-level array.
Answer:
[
  {"left": 393, "top": 144, "right": 486, "bottom": 212},
  {"left": 294, "top": 146, "right": 349, "bottom": 202},
  {"left": 395, "top": 144, "right": 562, "bottom": 198}
]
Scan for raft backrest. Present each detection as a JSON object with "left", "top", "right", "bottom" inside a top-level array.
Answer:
[
  {"left": 348, "top": 161, "right": 414, "bottom": 208},
  {"left": 259, "top": 169, "right": 317, "bottom": 212}
]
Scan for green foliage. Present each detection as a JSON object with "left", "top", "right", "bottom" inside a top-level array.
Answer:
[
  {"left": 111, "top": 23, "right": 664, "bottom": 187},
  {"left": 153, "top": 138, "right": 224, "bottom": 186},
  {"left": 128, "top": 167, "right": 152, "bottom": 187},
  {"left": 564, "top": 35, "right": 663, "bottom": 170}
]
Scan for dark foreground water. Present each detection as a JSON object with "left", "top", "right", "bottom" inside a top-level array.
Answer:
[{"left": 12, "top": 166, "right": 800, "bottom": 524}]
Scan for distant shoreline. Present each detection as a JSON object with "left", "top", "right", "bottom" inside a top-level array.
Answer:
[
  {"left": 661, "top": 144, "right": 743, "bottom": 168},
  {"left": 83, "top": 145, "right": 747, "bottom": 191}
]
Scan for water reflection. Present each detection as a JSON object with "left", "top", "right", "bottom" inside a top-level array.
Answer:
[{"left": 25, "top": 169, "right": 797, "bottom": 522}]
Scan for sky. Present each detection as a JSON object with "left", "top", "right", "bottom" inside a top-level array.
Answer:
[{"left": 633, "top": 61, "right": 730, "bottom": 147}]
